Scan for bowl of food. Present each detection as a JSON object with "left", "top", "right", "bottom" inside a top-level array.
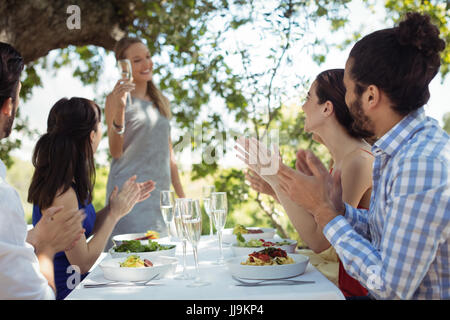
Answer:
[
  {"left": 109, "top": 239, "right": 176, "bottom": 259},
  {"left": 226, "top": 248, "right": 309, "bottom": 280},
  {"left": 231, "top": 234, "right": 298, "bottom": 256},
  {"left": 112, "top": 230, "right": 160, "bottom": 247},
  {"left": 222, "top": 224, "right": 275, "bottom": 244},
  {"left": 100, "top": 255, "right": 178, "bottom": 281}
]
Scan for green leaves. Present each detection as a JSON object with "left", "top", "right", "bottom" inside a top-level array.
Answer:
[
  {"left": 443, "top": 112, "right": 450, "bottom": 134},
  {"left": 383, "top": 0, "right": 450, "bottom": 78}
]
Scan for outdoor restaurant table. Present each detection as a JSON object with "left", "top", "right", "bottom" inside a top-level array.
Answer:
[{"left": 66, "top": 235, "right": 345, "bottom": 300}]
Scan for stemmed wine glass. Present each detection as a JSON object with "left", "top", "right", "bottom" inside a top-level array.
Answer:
[
  {"left": 181, "top": 199, "right": 210, "bottom": 287},
  {"left": 211, "top": 192, "right": 228, "bottom": 265},
  {"left": 202, "top": 186, "right": 215, "bottom": 238},
  {"left": 117, "top": 59, "right": 133, "bottom": 106},
  {"left": 173, "top": 198, "right": 194, "bottom": 280},
  {"left": 160, "top": 190, "right": 174, "bottom": 241}
]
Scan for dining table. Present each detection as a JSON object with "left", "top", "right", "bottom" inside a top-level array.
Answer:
[{"left": 66, "top": 235, "right": 345, "bottom": 300}]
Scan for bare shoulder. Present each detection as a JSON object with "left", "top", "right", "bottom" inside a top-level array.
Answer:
[
  {"left": 42, "top": 187, "right": 78, "bottom": 216},
  {"left": 341, "top": 148, "right": 374, "bottom": 179}
]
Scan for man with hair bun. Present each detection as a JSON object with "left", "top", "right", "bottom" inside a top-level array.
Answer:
[{"left": 274, "top": 12, "right": 449, "bottom": 299}]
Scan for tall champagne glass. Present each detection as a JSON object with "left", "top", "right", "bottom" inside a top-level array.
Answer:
[
  {"left": 182, "top": 199, "right": 210, "bottom": 287},
  {"left": 202, "top": 186, "right": 215, "bottom": 238},
  {"left": 160, "top": 190, "right": 174, "bottom": 241},
  {"left": 211, "top": 192, "right": 228, "bottom": 265},
  {"left": 117, "top": 59, "right": 133, "bottom": 106},
  {"left": 173, "top": 198, "right": 194, "bottom": 280}
]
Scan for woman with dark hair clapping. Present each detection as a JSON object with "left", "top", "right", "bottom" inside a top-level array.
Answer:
[
  {"left": 28, "top": 97, "right": 155, "bottom": 300},
  {"left": 238, "top": 69, "right": 375, "bottom": 298}
]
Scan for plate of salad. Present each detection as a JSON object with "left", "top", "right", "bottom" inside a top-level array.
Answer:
[
  {"left": 111, "top": 231, "right": 160, "bottom": 246},
  {"left": 222, "top": 224, "right": 275, "bottom": 243},
  {"left": 100, "top": 255, "right": 178, "bottom": 281},
  {"left": 230, "top": 233, "right": 297, "bottom": 257},
  {"left": 109, "top": 239, "right": 176, "bottom": 259}
]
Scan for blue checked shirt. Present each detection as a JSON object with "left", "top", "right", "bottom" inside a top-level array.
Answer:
[{"left": 323, "top": 107, "right": 450, "bottom": 299}]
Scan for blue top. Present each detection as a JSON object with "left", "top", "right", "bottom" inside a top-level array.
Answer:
[{"left": 32, "top": 186, "right": 96, "bottom": 300}]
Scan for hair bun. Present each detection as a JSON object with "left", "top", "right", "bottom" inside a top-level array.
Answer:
[{"left": 397, "top": 12, "right": 445, "bottom": 57}]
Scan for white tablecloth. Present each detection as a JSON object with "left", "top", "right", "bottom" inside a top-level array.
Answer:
[{"left": 66, "top": 236, "right": 344, "bottom": 300}]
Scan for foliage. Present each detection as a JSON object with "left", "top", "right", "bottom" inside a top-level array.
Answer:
[
  {"left": 0, "top": 107, "right": 38, "bottom": 169},
  {"left": 92, "top": 165, "right": 109, "bottom": 212},
  {"left": 5, "top": 157, "right": 34, "bottom": 224},
  {"left": 382, "top": 0, "right": 450, "bottom": 79},
  {"left": 443, "top": 112, "right": 450, "bottom": 134}
]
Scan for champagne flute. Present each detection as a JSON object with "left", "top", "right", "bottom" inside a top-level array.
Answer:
[
  {"left": 202, "top": 185, "right": 215, "bottom": 238},
  {"left": 160, "top": 190, "right": 174, "bottom": 241},
  {"left": 117, "top": 59, "right": 133, "bottom": 106},
  {"left": 211, "top": 192, "right": 228, "bottom": 265},
  {"left": 182, "top": 199, "right": 210, "bottom": 287},
  {"left": 173, "top": 198, "right": 194, "bottom": 280}
]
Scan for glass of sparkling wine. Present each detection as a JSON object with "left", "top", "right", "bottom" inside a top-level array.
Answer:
[
  {"left": 182, "top": 199, "right": 210, "bottom": 287},
  {"left": 117, "top": 58, "right": 133, "bottom": 106},
  {"left": 211, "top": 192, "right": 228, "bottom": 265},
  {"left": 174, "top": 198, "right": 194, "bottom": 280},
  {"left": 160, "top": 190, "right": 174, "bottom": 241},
  {"left": 202, "top": 186, "right": 215, "bottom": 238}
]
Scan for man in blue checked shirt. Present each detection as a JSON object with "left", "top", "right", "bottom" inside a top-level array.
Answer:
[{"left": 275, "top": 12, "right": 449, "bottom": 299}]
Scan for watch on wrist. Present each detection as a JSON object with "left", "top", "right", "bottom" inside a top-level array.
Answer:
[{"left": 112, "top": 119, "right": 125, "bottom": 135}]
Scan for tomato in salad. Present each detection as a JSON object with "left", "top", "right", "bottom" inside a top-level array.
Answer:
[{"left": 248, "top": 248, "right": 288, "bottom": 263}]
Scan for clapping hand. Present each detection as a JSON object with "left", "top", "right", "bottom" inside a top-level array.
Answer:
[
  {"left": 28, "top": 206, "right": 87, "bottom": 254},
  {"left": 245, "top": 169, "right": 278, "bottom": 200},
  {"left": 109, "top": 176, "right": 156, "bottom": 220},
  {"left": 277, "top": 149, "right": 344, "bottom": 228},
  {"left": 234, "top": 137, "right": 281, "bottom": 184}
]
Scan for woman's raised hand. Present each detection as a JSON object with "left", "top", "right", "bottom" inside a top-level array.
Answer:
[
  {"left": 109, "top": 176, "right": 155, "bottom": 220},
  {"left": 107, "top": 79, "right": 135, "bottom": 110},
  {"left": 234, "top": 137, "right": 282, "bottom": 184}
]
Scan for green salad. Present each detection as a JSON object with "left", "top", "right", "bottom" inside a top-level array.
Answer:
[
  {"left": 114, "top": 240, "right": 175, "bottom": 253},
  {"left": 236, "top": 233, "right": 293, "bottom": 247}
]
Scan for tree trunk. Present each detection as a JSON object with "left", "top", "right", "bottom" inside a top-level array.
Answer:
[{"left": 0, "top": 0, "right": 134, "bottom": 63}]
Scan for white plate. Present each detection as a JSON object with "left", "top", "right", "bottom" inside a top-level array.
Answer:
[
  {"left": 231, "top": 238, "right": 297, "bottom": 257},
  {"left": 226, "top": 253, "right": 309, "bottom": 280},
  {"left": 108, "top": 244, "right": 176, "bottom": 259},
  {"left": 222, "top": 227, "right": 276, "bottom": 244},
  {"left": 99, "top": 256, "right": 178, "bottom": 282},
  {"left": 112, "top": 233, "right": 159, "bottom": 246}
]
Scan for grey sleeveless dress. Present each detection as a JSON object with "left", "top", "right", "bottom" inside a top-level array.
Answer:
[{"left": 106, "top": 97, "right": 171, "bottom": 248}]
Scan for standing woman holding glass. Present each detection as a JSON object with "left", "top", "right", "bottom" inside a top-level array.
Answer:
[{"left": 105, "top": 37, "right": 185, "bottom": 245}]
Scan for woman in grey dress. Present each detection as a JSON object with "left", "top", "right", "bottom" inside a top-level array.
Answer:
[{"left": 104, "top": 37, "right": 185, "bottom": 247}]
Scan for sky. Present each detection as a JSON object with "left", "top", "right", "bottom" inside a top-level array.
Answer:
[{"left": 9, "top": 1, "right": 450, "bottom": 168}]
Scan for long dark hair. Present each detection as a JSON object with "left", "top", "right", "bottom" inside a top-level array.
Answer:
[
  {"left": 348, "top": 12, "right": 445, "bottom": 116},
  {"left": 315, "top": 69, "right": 374, "bottom": 140},
  {"left": 28, "top": 97, "right": 101, "bottom": 210}
]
